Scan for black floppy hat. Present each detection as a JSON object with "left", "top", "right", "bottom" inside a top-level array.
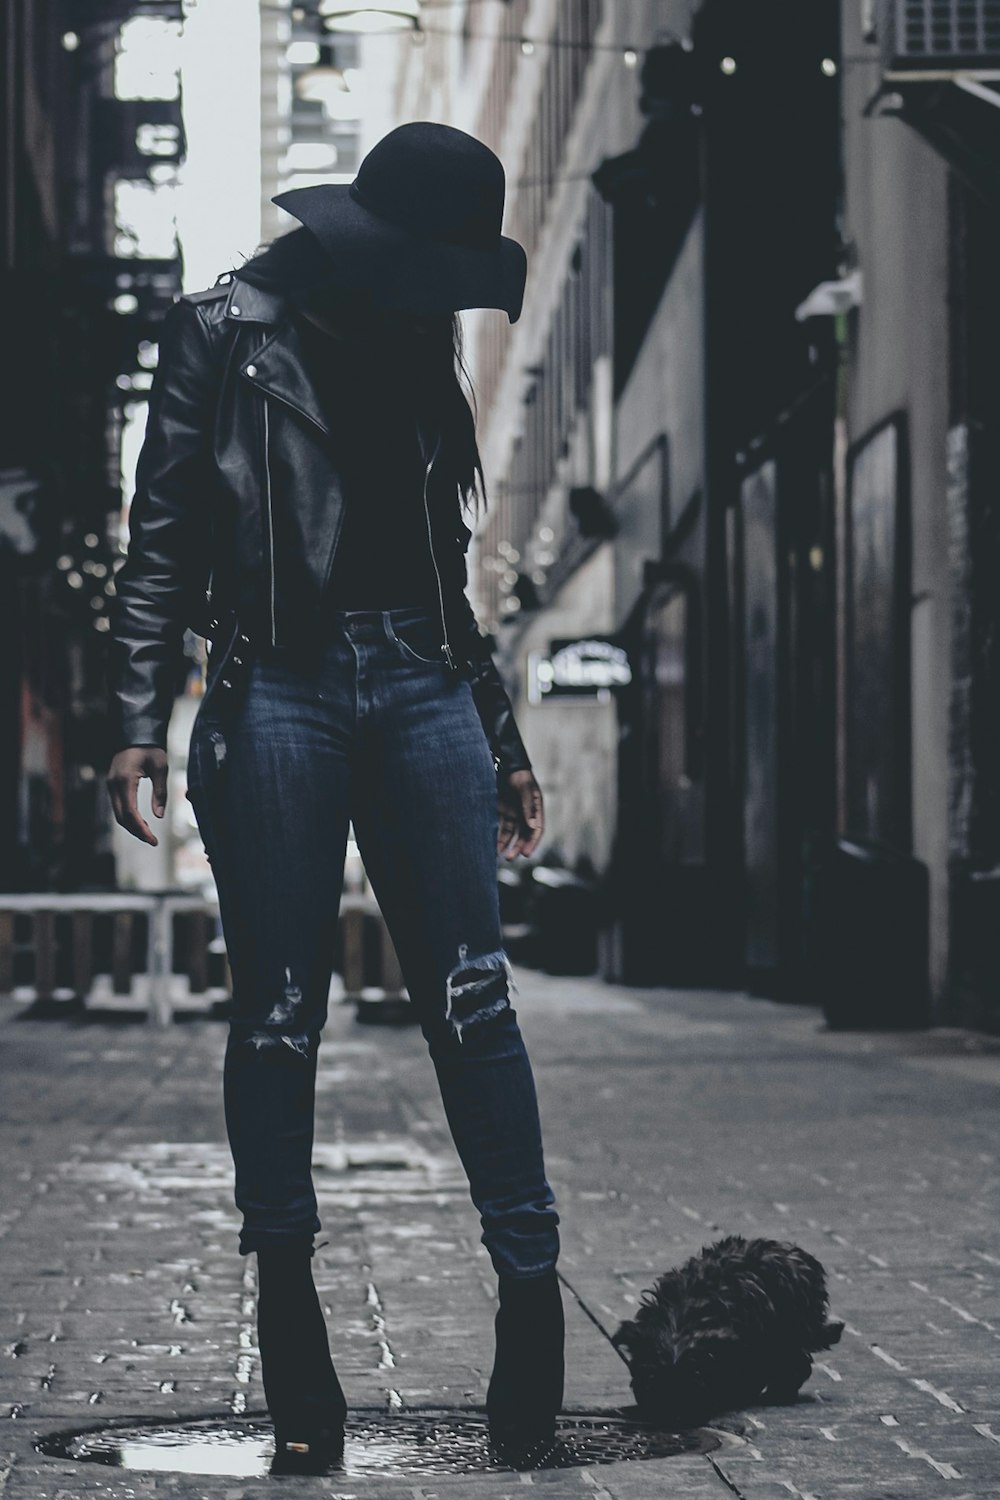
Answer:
[{"left": 272, "top": 120, "right": 528, "bottom": 323}]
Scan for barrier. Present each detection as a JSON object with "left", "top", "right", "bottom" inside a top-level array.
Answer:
[{"left": 0, "top": 890, "right": 408, "bottom": 1026}]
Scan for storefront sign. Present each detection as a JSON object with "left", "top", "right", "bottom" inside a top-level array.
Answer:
[{"left": 527, "top": 636, "right": 632, "bottom": 703}]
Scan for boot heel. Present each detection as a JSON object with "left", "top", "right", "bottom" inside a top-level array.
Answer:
[
  {"left": 486, "top": 1270, "right": 564, "bottom": 1463},
  {"left": 270, "top": 1418, "right": 346, "bottom": 1475},
  {"left": 255, "top": 1243, "right": 348, "bottom": 1473}
]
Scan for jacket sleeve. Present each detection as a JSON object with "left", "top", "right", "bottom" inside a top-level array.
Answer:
[
  {"left": 106, "top": 297, "right": 217, "bottom": 753},
  {"left": 454, "top": 591, "right": 533, "bottom": 778}
]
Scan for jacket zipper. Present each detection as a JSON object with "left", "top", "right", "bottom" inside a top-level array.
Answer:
[
  {"left": 247, "top": 356, "right": 328, "bottom": 645},
  {"left": 256, "top": 385, "right": 347, "bottom": 608},
  {"left": 255, "top": 371, "right": 454, "bottom": 664},
  {"left": 262, "top": 400, "right": 277, "bottom": 645},
  {"left": 419, "top": 424, "right": 456, "bottom": 671}
]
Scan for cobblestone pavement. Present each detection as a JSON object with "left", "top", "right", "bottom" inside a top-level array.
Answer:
[{"left": 2, "top": 970, "right": 1000, "bottom": 1498}]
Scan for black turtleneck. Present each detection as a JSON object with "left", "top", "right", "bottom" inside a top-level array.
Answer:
[{"left": 292, "top": 310, "right": 444, "bottom": 609}]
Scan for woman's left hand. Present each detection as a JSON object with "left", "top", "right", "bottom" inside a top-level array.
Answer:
[{"left": 497, "top": 769, "right": 544, "bottom": 859}]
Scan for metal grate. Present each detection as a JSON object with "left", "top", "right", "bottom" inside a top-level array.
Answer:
[
  {"left": 880, "top": 0, "right": 1000, "bottom": 69},
  {"left": 37, "top": 1409, "right": 719, "bottom": 1478}
]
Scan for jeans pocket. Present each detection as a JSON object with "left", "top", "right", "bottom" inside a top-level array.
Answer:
[
  {"left": 388, "top": 615, "right": 446, "bottom": 666},
  {"left": 190, "top": 723, "right": 223, "bottom": 786}
]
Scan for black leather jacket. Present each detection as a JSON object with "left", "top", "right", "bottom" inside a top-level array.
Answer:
[{"left": 106, "top": 273, "right": 532, "bottom": 777}]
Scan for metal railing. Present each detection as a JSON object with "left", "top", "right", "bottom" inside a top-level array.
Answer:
[{"left": 0, "top": 891, "right": 406, "bottom": 1026}]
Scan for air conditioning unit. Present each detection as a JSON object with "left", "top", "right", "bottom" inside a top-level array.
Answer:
[{"left": 878, "top": 0, "right": 1000, "bottom": 73}]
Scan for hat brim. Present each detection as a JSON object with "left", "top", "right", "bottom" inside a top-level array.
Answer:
[{"left": 272, "top": 183, "right": 527, "bottom": 324}]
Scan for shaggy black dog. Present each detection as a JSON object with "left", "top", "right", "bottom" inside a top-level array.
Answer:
[{"left": 611, "top": 1235, "right": 844, "bottom": 1428}]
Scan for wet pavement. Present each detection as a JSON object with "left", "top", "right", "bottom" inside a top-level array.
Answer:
[{"left": 2, "top": 970, "right": 1000, "bottom": 1497}]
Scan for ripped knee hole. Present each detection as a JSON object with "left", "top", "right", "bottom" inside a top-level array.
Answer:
[
  {"left": 445, "top": 944, "right": 517, "bottom": 1043},
  {"left": 241, "top": 966, "right": 312, "bottom": 1057}
]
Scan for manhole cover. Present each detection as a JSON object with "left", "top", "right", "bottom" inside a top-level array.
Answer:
[{"left": 37, "top": 1408, "right": 718, "bottom": 1477}]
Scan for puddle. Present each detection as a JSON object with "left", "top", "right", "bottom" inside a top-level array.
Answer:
[{"left": 37, "top": 1409, "right": 718, "bottom": 1477}]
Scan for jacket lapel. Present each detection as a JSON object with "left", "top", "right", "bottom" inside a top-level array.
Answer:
[
  {"left": 224, "top": 277, "right": 332, "bottom": 438},
  {"left": 240, "top": 319, "right": 332, "bottom": 438}
]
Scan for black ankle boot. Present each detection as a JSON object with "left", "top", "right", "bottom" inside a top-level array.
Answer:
[
  {"left": 486, "top": 1270, "right": 565, "bottom": 1466},
  {"left": 255, "top": 1242, "right": 347, "bottom": 1473}
]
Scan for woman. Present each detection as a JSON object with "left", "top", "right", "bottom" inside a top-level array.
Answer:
[{"left": 105, "top": 122, "right": 564, "bottom": 1472}]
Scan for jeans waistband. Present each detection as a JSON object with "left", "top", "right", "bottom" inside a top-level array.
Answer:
[
  {"left": 322, "top": 605, "right": 439, "bottom": 643},
  {"left": 332, "top": 605, "right": 435, "bottom": 618},
  {"left": 331, "top": 604, "right": 436, "bottom": 625}
]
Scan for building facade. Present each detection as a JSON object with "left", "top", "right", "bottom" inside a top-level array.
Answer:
[
  {"left": 388, "top": 0, "right": 1000, "bottom": 1025},
  {"left": 1, "top": 0, "right": 184, "bottom": 890}
]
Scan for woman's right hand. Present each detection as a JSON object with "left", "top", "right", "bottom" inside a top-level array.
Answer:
[{"left": 107, "top": 746, "right": 169, "bottom": 846}]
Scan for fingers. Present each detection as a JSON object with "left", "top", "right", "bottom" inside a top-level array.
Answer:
[
  {"left": 117, "top": 771, "right": 158, "bottom": 846},
  {"left": 497, "top": 804, "right": 520, "bottom": 858},
  {"left": 519, "top": 780, "right": 544, "bottom": 857},
  {"left": 149, "top": 758, "right": 169, "bottom": 819},
  {"left": 496, "top": 777, "right": 544, "bottom": 860},
  {"left": 107, "top": 755, "right": 160, "bottom": 846}
]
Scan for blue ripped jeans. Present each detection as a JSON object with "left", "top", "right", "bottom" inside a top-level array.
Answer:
[{"left": 185, "top": 605, "right": 559, "bottom": 1278}]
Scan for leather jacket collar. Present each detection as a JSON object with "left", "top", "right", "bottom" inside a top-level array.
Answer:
[
  {"left": 222, "top": 276, "right": 332, "bottom": 437},
  {"left": 220, "top": 275, "right": 283, "bottom": 323}
]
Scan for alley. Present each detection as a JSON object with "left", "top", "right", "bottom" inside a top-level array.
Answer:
[{"left": 2, "top": 971, "right": 999, "bottom": 1498}]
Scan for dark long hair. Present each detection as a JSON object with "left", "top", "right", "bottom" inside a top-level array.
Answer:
[{"left": 232, "top": 227, "right": 488, "bottom": 520}]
